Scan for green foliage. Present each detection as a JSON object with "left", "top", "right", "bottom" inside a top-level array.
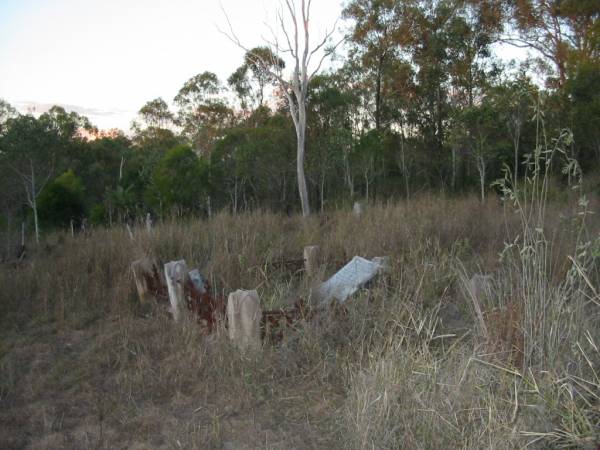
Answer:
[
  {"left": 567, "top": 61, "right": 600, "bottom": 166},
  {"left": 38, "top": 170, "right": 86, "bottom": 227},
  {"left": 0, "top": 99, "right": 17, "bottom": 136},
  {"left": 1, "top": 0, "right": 599, "bottom": 227},
  {"left": 211, "top": 120, "right": 295, "bottom": 211},
  {"left": 149, "top": 144, "right": 208, "bottom": 214},
  {"left": 137, "top": 97, "right": 174, "bottom": 129},
  {"left": 89, "top": 203, "right": 107, "bottom": 226}
]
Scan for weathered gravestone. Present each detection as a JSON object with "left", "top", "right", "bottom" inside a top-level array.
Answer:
[
  {"left": 164, "top": 260, "right": 190, "bottom": 322},
  {"left": 303, "top": 245, "right": 320, "bottom": 279},
  {"left": 131, "top": 257, "right": 165, "bottom": 304},
  {"left": 227, "top": 289, "right": 262, "bottom": 351},
  {"left": 314, "top": 256, "right": 387, "bottom": 306}
]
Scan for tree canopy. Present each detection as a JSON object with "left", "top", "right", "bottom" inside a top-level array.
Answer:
[{"left": 1, "top": 0, "right": 599, "bottom": 239}]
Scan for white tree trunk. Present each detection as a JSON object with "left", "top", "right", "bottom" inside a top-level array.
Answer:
[
  {"left": 296, "top": 92, "right": 310, "bottom": 217},
  {"left": 222, "top": 0, "right": 341, "bottom": 219},
  {"left": 477, "top": 156, "right": 486, "bottom": 203},
  {"left": 32, "top": 192, "right": 40, "bottom": 244}
]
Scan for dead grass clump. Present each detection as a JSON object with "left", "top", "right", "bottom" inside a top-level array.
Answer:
[{"left": 484, "top": 300, "right": 525, "bottom": 370}]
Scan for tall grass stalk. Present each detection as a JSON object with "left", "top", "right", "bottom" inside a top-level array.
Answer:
[{"left": 494, "top": 100, "right": 585, "bottom": 369}]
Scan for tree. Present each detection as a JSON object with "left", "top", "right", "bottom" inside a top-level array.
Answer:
[
  {"left": 450, "top": 96, "right": 511, "bottom": 201},
  {"left": 0, "top": 115, "right": 59, "bottom": 242},
  {"left": 489, "top": 75, "right": 538, "bottom": 188},
  {"left": 343, "top": 0, "right": 401, "bottom": 130},
  {"left": 306, "top": 74, "right": 355, "bottom": 209},
  {"left": 222, "top": 0, "right": 343, "bottom": 217},
  {"left": 38, "top": 170, "right": 86, "bottom": 228},
  {"left": 566, "top": 60, "right": 600, "bottom": 166},
  {"left": 228, "top": 47, "right": 285, "bottom": 111},
  {"left": 502, "top": 0, "right": 600, "bottom": 88},
  {"left": 149, "top": 144, "right": 208, "bottom": 214},
  {"left": 38, "top": 105, "right": 92, "bottom": 141},
  {"left": 137, "top": 97, "right": 174, "bottom": 129},
  {"left": 174, "top": 72, "right": 233, "bottom": 153},
  {"left": 0, "top": 99, "right": 18, "bottom": 136}
]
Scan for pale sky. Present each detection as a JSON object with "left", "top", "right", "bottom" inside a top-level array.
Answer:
[{"left": 0, "top": 0, "right": 344, "bottom": 130}]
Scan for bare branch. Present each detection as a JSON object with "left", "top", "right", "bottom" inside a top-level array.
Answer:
[
  {"left": 309, "top": 36, "right": 345, "bottom": 81},
  {"left": 306, "top": 19, "right": 340, "bottom": 68},
  {"left": 219, "top": 6, "right": 291, "bottom": 91},
  {"left": 277, "top": 9, "right": 296, "bottom": 57},
  {"left": 498, "top": 36, "right": 555, "bottom": 61},
  {"left": 284, "top": 0, "right": 300, "bottom": 85}
]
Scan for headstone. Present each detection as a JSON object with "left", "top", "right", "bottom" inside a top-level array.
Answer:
[
  {"left": 145, "top": 213, "right": 153, "bottom": 234},
  {"left": 164, "top": 260, "right": 190, "bottom": 322},
  {"left": 303, "top": 245, "right": 320, "bottom": 279},
  {"left": 353, "top": 201, "right": 363, "bottom": 217},
  {"left": 227, "top": 289, "right": 262, "bottom": 351},
  {"left": 188, "top": 269, "right": 207, "bottom": 294},
  {"left": 314, "top": 256, "right": 387, "bottom": 305},
  {"left": 131, "top": 257, "right": 164, "bottom": 304}
]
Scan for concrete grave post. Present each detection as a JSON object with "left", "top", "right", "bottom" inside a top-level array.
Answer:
[
  {"left": 164, "top": 260, "right": 190, "bottom": 322},
  {"left": 131, "top": 257, "right": 164, "bottom": 304},
  {"left": 303, "top": 245, "right": 320, "bottom": 279},
  {"left": 227, "top": 289, "right": 262, "bottom": 351}
]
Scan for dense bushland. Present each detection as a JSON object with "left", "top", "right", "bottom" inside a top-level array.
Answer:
[{"left": 1, "top": 1, "right": 599, "bottom": 244}]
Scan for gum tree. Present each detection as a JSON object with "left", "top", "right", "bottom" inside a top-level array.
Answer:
[{"left": 222, "top": 0, "right": 342, "bottom": 217}]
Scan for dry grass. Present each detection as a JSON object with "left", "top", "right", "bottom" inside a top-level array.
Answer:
[{"left": 0, "top": 194, "right": 599, "bottom": 449}]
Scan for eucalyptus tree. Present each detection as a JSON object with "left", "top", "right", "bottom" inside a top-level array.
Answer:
[
  {"left": 222, "top": 0, "right": 343, "bottom": 217},
  {"left": 0, "top": 115, "right": 60, "bottom": 242},
  {"left": 228, "top": 47, "right": 285, "bottom": 112},
  {"left": 501, "top": 0, "right": 600, "bottom": 88},
  {"left": 137, "top": 97, "right": 174, "bottom": 129},
  {"left": 0, "top": 99, "right": 18, "bottom": 136},
  {"left": 174, "top": 71, "right": 233, "bottom": 154}
]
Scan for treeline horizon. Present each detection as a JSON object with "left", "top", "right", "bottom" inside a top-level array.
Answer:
[{"left": 0, "top": 0, "right": 599, "bottom": 240}]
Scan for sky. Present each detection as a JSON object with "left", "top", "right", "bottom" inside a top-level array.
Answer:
[{"left": 0, "top": 0, "right": 344, "bottom": 131}]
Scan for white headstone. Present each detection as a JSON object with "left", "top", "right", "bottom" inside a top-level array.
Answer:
[
  {"left": 315, "top": 256, "right": 386, "bottom": 305},
  {"left": 164, "top": 260, "right": 189, "bottom": 322},
  {"left": 227, "top": 289, "right": 262, "bottom": 351}
]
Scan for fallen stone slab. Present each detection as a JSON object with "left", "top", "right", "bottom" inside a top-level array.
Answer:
[{"left": 314, "top": 256, "right": 388, "bottom": 306}]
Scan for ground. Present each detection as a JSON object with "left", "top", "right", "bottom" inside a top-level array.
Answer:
[{"left": 1, "top": 196, "right": 599, "bottom": 449}]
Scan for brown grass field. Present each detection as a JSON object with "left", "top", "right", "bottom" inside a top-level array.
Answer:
[{"left": 1, "top": 194, "right": 599, "bottom": 449}]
